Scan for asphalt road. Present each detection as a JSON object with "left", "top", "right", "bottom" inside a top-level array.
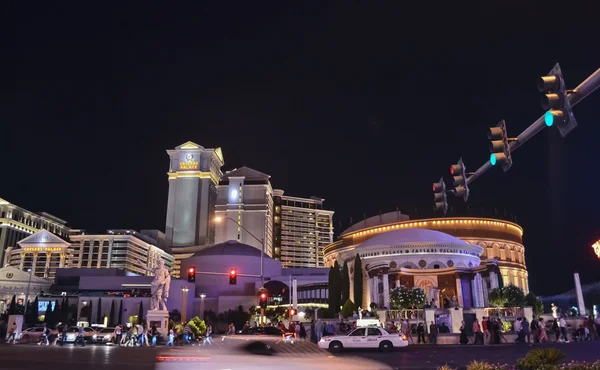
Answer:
[{"left": 0, "top": 341, "right": 599, "bottom": 370}]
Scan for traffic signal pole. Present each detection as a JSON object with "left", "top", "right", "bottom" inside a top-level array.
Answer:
[{"left": 466, "top": 67, "right": 600, "bottom": 185}]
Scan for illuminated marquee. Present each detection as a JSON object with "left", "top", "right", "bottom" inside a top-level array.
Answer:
[
  {"left": 23, "top": 247, "right": 63, "bottom": 252},
  {"left": 360, "top": 245, "right": 480, "bottom": 259},
  {"left": 179, "top": 153, "right": 199, "bottom": 170},
  {"left": 593, "top": 240, "right": 600, "bottom": 258}
]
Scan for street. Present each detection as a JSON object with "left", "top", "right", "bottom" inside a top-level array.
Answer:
[{"left": 1, "top": 341, "right": 599, "bottom": 370}]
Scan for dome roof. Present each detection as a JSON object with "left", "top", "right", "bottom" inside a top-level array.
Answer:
[
  {"left": 191, "top": 240, "right": 272, "bottom": 258},
  {"left": 358, "top": 228, "right": 467, "bottom": 248}
]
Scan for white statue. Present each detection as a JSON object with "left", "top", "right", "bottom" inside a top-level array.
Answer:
[
  {"left": 358, "top": 307, "right": 363, "bottom": 319},
  {"left": 551, "top": 303, "right": 558, "bottom": 319},
  {"left": 139, "top": 259, "right": 171, "bottom": 311}
]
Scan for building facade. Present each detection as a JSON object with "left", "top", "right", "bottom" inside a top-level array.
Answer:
[
  {"left": 165, "top": 141, "right": 224, "bottom": 249},
  {"left": 272, "top": 190, "right": 334, "bottom": 268},
  {"left": 324, "top": 213, "right": 529, "bottom": 294},
  {"left": 0, "top": 197, "right": 71, "bottom": 266},
  {"left": 68, "top": 230, "right": 175, "bottom": 277},
  {"left": 324, "top": 228, "right": 500, "bottom": 310},
  {"left": 215, "top": 167, "right": 274, "bottom": 257},
  {"left": 0, "top": 266, "right": 52, "bottom": 314},
  {"left": 4, "top": 229, "right": 70, "bottom": 281}
]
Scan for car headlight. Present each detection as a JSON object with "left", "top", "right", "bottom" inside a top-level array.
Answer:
[
  {"left": 92, "top": 335, "right": 97, "bottom": 339},
  {"left": 104, "top": 335, "right": 110, "bottom": 339}
]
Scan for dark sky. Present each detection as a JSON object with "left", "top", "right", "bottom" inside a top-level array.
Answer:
[{"left": 3, "top": 2, "right": 599, "bottom": 296}]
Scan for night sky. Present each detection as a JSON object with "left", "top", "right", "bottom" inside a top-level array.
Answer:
[{"left": 3, "top": 3, "right": 599, "bottom": 296}]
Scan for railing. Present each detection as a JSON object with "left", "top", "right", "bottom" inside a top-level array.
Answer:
[
  {"left": 386, "top": 309, "right": 425, "bottom": 321},
  {"left": 484, "top": 307, "right": 524, "bottom": 319}
]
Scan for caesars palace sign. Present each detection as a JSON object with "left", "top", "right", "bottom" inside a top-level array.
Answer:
[
  {"left": 180, "top": 153, "right": 199, "bottom": 170},
  {"left": 359, "top": 244, "right": 480, "bottom": 259}
]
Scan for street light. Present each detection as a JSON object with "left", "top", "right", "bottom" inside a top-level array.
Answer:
[
  {"left": 214, "top": 216, "right": 265, "bottom": 287},
  {"left": 199, "top": 293, "right": 206, "bottom": 320},
  {"left": 24, "top": 268, "right": 32, "bottom": 309},
  {"left": 181, "top": 286, "right": 189, "bottom": 323}
]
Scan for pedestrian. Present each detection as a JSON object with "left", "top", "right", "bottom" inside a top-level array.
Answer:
[
  {"left": 299, "top": 323, "right": 307, "bottom": 341},
  {"left": 496, "top": 318, "right": 506, "bottom": 343},
  {"left": 315, "top": 319, "right": 324, "bottom": 342},
  {"left": 114, "top": 325, "right": 122, "bottom": 345},
  {"left": 482, "top": 317, "right": 490, "bottom": 344},
  {"left": 530, "top": 317, "right": 540, "bottom": 343},
  {"left": 514, "top": 318, "right": 522, "bottom": 343},
  {"left": 203, "top": 323, "right": 213, "bottom": 346},
  {"left": 429, "top": 321, "right": 438, "bottom": 345},
  {"left": 6, "top": 323, "right": 17, "bottom": 344},
  {"left": 75, "top": 325, "right": 85, "bottom": 347},
  {"left": 60, "top": 325, "right": 68, "bottom": 346},
  {"left": 472, "top": 319, "right": 483, "bottom": 345},
  {"left": 559, "top": 316, "right": 569, "bottom": 343},
  {"left": 459, "top": 321, "right": 469, "bottom": 345},
  {"left": 552, "top": 319, "right": 560, "bottom": 342},
  {"left": 151, "top": 324, "right": 158, "bottom": 346},
  {"left": 183, "top": 322, "right": 192, "bottom": 345},
  {"left": 166, "top": 329, "right": 174, "bottom": 347},
  {"left": 417, "top": 323, "right": 426, "bottom": 344},
  {"left": 538, "top": 318, "right": 548, "bottom": 343},
  {"left": 522, "top": 318, "right": 531, "bottom": 345}
]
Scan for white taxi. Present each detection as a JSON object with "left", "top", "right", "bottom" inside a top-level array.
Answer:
[{"left": 318, "top": 326, "right": 408, "bottom": 352}]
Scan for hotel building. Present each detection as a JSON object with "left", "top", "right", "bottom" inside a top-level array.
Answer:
[
  {"left": 272, "top": 191, "right": 334, "bottom": 268},
  {"left": 215, "top": 167, "right": 274, "bottom": 257},
  {"left": 165, "top": 141, "right": 224, "bottom": 249},
  {"left": 67, "top": 230, "right": 175, "bottom": 277},
  {"left": 0, "top": 197, "right": 71, "bottom": 265}
]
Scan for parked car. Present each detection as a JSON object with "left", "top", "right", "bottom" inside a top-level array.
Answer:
[
  {"left": 92, "top": 327, "right": 116, "bottom": 344},
  {"left": 64, "top": 326, "right": 97, "bottom": 343},
  {"left": 318, "top": 326, "right": 409, "bottom": 352},
  {"left": 231, "top": 326, "right": 295, "bottom": 342},
  {"left": 18, "top": 326, "right": 46, "bottom": 344}
]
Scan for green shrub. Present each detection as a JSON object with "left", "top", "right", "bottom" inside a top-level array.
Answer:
[
  {"left": 516, "top": 348, "right": 566, "bottom": 370},
  {"left": 341, "top": 299, "right": 355, "bottom": 318},
  {"left": 437, "top": 365, "right": 456, "bottom": 370},
  {"left": 560, "top": 361, "right": 600, "bottom": 370},
  {"left": 467, "top": 361, "right": 495, "bottom": 370}
]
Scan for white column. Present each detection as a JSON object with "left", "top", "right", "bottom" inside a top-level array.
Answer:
[
  {"left": 19, "top": 253, "right": 25, "bottom": 270},
  {"left": 489, "top": 271, "right": 499, "bottom": 289},
  {"left": 97, "top": 243, "right": 104, "bottom": 268},
  {"left": 369, "top": 277, "right": 377, "bottom": 308},
  {"left": 382, "top": 274, "right": 390, "bottom": 309},
  {"left": 395, "top": 274, "right": 401, "bottom": 288},
  {"left": 455, "top": 276, "right": 463, "bottom": 308},
  {"left": 32, "top": 253, "right": 38, "bottom": 275},
  {"left": 44, "top": 253, "right": 52, "bottom": 278},
  {"left": 59, "top": 253, "right": 65, "bottom": 268},
  {"left": 471, "top": 273, "right": 485, "bottom": 308}
]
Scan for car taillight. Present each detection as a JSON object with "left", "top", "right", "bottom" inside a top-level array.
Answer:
[{"left": 402, "top": 334, "right": 407, "bottom": 340}]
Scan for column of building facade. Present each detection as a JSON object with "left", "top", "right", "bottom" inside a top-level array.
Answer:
[
  {"left": 382, "top": 273, "right": 390, "bottom": 309},
  {"left": 44, "top": 252, "right": 52, "bottom": 278},
  {"left": 59, "top": 251, "right": 66, "bottom": 268},
  {"left": 31, "top": 252, "right": 38, "bottom": 276},
  {"left": 19, "top": 252, "right": 25, "bottom": 270},
  {"left": 489, "top": 271, "right": 499, "bottom": 289},
  {"left": 96, "top": 241, "right": 104, "bottom": 268},
  {"left": 455, "top": 275, "right": 463, "bottom": 308},
  {"left": 470, "top": 273, "right": 485, "bottom": 308}
]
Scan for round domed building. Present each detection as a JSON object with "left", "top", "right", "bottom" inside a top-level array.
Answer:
[{"left": 324, "top": 219, "right": 508, "bottom": 310}]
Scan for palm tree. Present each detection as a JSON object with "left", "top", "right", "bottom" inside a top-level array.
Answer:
[
  {"left": 96, "top": 298, "right": 102, "bottom": 324},
  {"left": 138, "top": 302, "right": 144, "bottom": 324},
  {"left": 118, "top": 300, "right": 123, "bottom": 326},
  {"left": 108, "top": 300, "right": 115, "bottom": 327}
]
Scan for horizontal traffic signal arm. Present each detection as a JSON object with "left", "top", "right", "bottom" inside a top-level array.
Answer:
[{"left": 466, "top": 67, "right": 600, "bottom": 186}]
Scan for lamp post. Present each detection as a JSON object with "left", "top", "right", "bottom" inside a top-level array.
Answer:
[
  {"left": 199, "top": 294, "right": 206, "bottom": 320},
  {"left": 181, "top": 286, "right": 189, "bottom": 323},
  {"left": 214, "top": 216, "right": 265, "bottom": 287},
  {"left": 24, "top": 268, "right": 33, "bottom": 308}
]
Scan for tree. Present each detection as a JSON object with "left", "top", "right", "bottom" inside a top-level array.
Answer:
[
  {"left": 138, "top": 301, "right": 144, "bottom": 324},
  {"left": 353, "top": 254, "right": 363, "bottom": 309},
  {"left": 390, "top": 286, "right": 412, "bottom": 309},
  {"left": 108, "top": 300, "right": 115, "bottom": 327},
  {"left": 328, "top": 266, "right": 340, "bottom": 313},
  {"left": 8, "top": 295, "right": 17, "bottom": 315},
  {"left": 96, "top": 298, "right": 102, "bottom": 324},
  {"left": 88, "top": 300, "right": 93, "bottom": 322},
  {"left": 187, "top": 316, "right": 207, "bottom": 337},
  {"left": 341, "top": 299, "right": 355, "bottom": 318},
  {"left": 118, "top": 300, "right": 123, "bottom": 326},
  {"left": 410, "top": 288, "right": 427, "bottom": 309},
  {"left": 503, "top": 285, "right": 525, "bottom": 307},
  {"left": 525, "top": 292, "right": 544, "bottom": 317},
  {"left": 331, "top": 260, "right": 341, "bottom": 313},
  {"left": 341, "top": 261, "right": 350, "bottom": 305},
  {"left": 488, "top": 288, "right": 507, "bottom": 307}
]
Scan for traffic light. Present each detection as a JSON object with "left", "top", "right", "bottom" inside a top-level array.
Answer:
[
  {"left": 258, "top": 289, "right": 268, "bottom": 308},
  {"left": 538, "top": 63, "right": 577, "bottom": 137},
  {"left": 450, "top": 158, "right": 469, "bottom": 202},
  {"left": 229, "top": 268, "right": 238, "bottom": 285},
  {"left": 488, "top": 119, "right": 513, "bottom": 172},
  {"left": 288, "top": 307, "right": 296, "bottom": 317},
  {"left": 187, "top": 267, "right": 196, "bottom": 283},
  {"left": 432, "top": 177, "right": 448, "bottom": 215}
]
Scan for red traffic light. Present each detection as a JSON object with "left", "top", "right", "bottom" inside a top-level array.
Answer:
[
  {"left": 230, "top": 269, "right": 237, "bottom": 276},
  {"left": 189, "top": 267, "right": 195, "bottom": 273},
  {"left": 450, "top": 165, "right": 455, "bottom": 175},
  {"left": 260, "top": 293, "right": 266, "bottom": 299}
]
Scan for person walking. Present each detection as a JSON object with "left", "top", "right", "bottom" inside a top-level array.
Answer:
[
  {"left": 315, "top": 319, "right": 324, "bottom": 342},
  {"left": 6, "top": 323, "right": 17, "bottom": 344},
  {"left": 75, "top": 325, "right": 85, "bottom": 347},
  {"left": 114, "top": 325, "right": 122, "bottom": 345},
  {"left": 514, "top": 318, "right": 523, "bottom": 343},
  {"left": 472, "top": 319, "right": 483, "bottom": 345},
  {"left": 538, "top": 318, "right": 548, "bottom": 343},
  {"left": 459, "top": 321, "right": 469, "bottom": 345},
  {"left": 530, "top": 317, "right": 540, "bottom": 343},
  {"left": 552, "top": 319, "right": 560, "bottom": 342},
  {"left": 417, "top": 323, "right": 426, "bottom": 344},
  {"left": 482, "top": 317, "right": 490, "bottom": 344},
  {"left": 401, "top": 319, "right": 414, "bottom": 345},
  {"left": 299, "top": 323, "right": 307, "bottom": 341},
  {"left": 166, "top": 329, "right": 174, "bottom": 347},
  {"left": 522, "top": 318, "right": 531, "bottom": 345},
  {"left": 559, "top": 316, "right": 569, "bottom": 343},
  {"left": 428, "top": 321, "right": 438, "bottom": 345}
]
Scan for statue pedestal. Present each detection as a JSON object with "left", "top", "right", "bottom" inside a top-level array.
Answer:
[{"left": 146, "top": 310, "right": 169, "bottom": 337}]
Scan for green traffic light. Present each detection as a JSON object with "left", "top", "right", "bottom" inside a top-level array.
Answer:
[
  {"left": 545, "top": 110, "right": 554, "bottom": 127},
  {"left": 490, "top": 153, "right": 497, "bottom": 166}
]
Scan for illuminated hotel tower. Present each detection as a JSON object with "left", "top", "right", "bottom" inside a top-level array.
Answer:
[{"left": 165, "top": 142, "right": 224, "bottom": 248}]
